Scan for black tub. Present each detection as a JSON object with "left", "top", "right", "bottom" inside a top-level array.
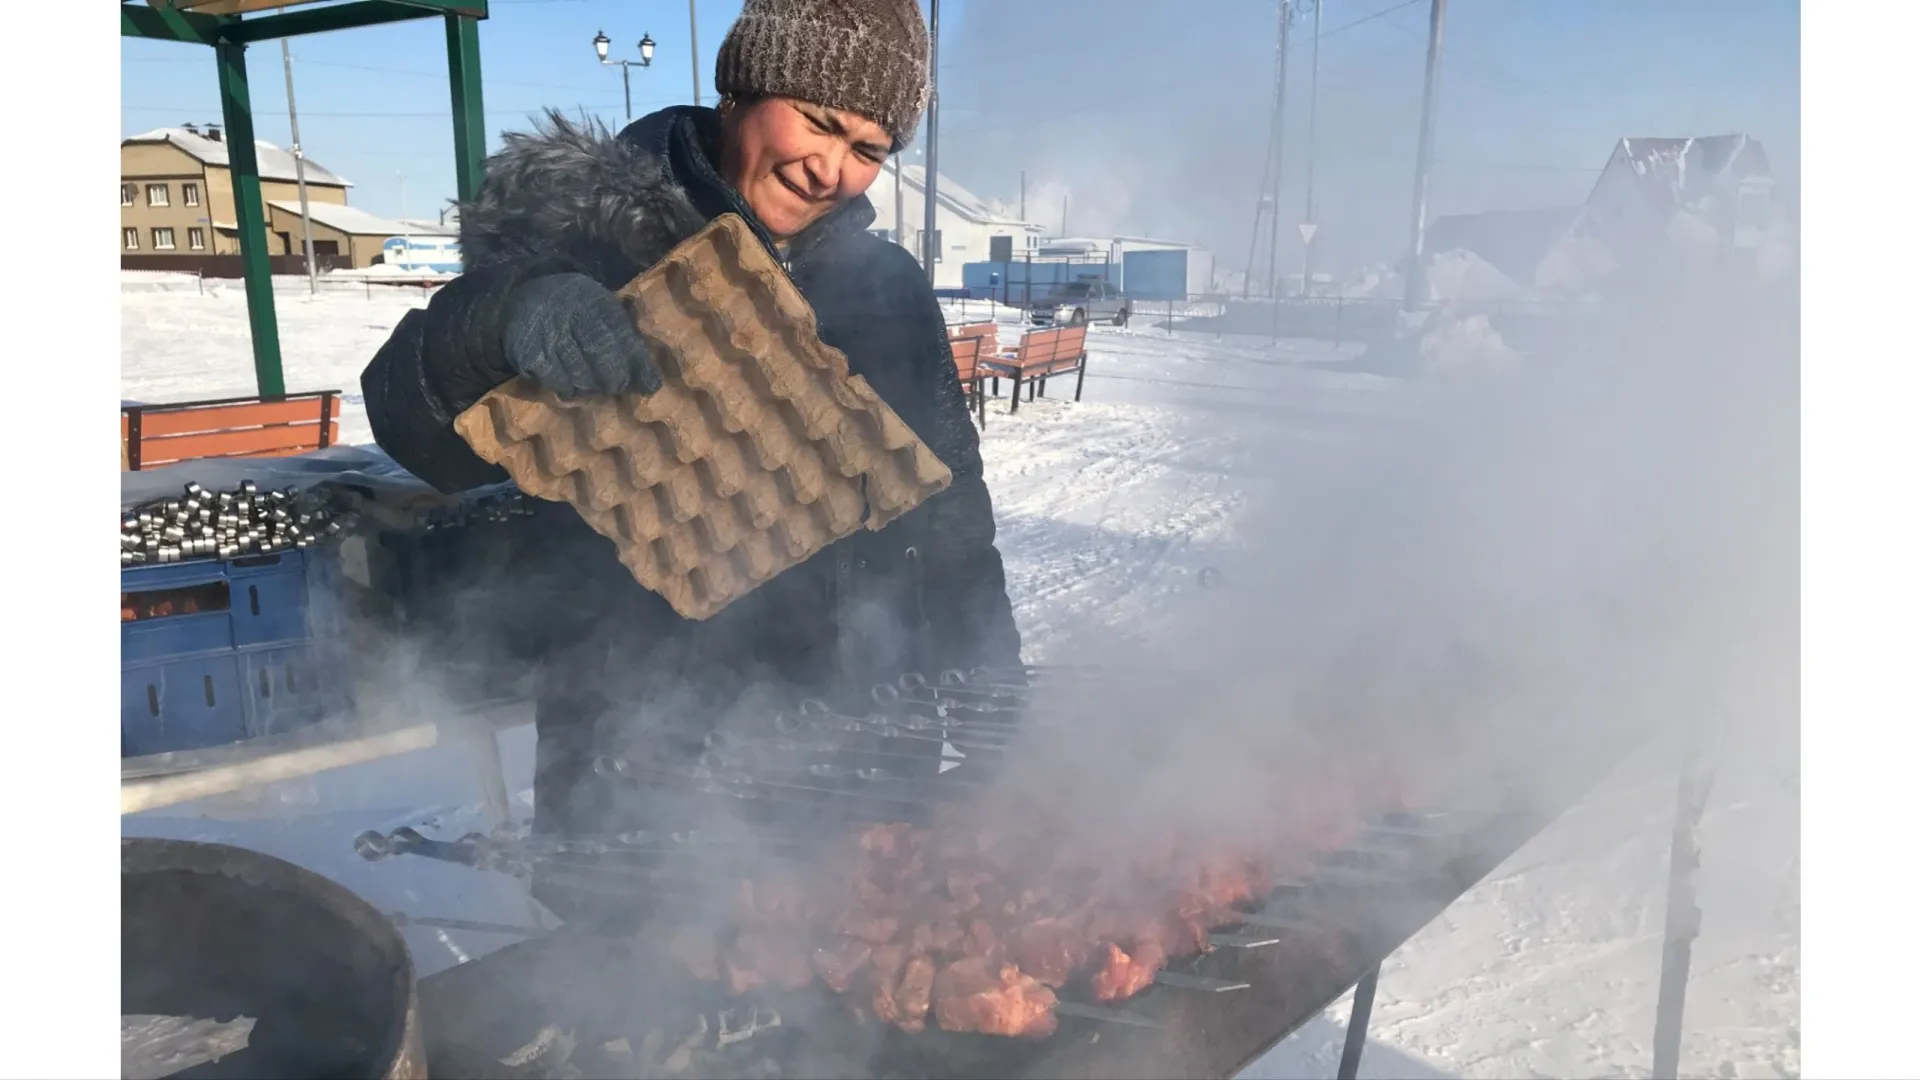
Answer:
[{"left": 121, "top": 838, "right": 426, "bottom": 1080}]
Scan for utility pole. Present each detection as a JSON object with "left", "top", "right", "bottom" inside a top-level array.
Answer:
[
  {"left": 687, "top": 0, "right": 702, "bottom": 106},
  {"left": 1240, "top": 3, "right": 1285, "bottom": 301},
  {"left": 397, "top": 171, "right": 410, "bottom": 260},
  {"left": 1267, "top": 1, "right": 1292, "bottom": 299},
  {"left": 1019, "top": 170, "right": 1026, "bottom": 221},
  {"left": 1651, "top": 730, "right": 1716, "bottom": 1080},
  {"left": 1061, "top": 194, "right": 1069, "bottom": 237},
  {"left": 1299, "top": 0, "right": 1323, "bottom": 297},
  {"left": 920, "top": 0, "right": 941, "bottom": 282},
  {"left": 1402, "top": 0, "right": 1448, "bottom": 311},
  {"left": 279, "top": 27, "right": 317, "bottom": 294}
]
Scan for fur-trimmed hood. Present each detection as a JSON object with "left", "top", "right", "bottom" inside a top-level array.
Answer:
[{"left": 454, "top": 106, "right": 879, "bottom": 288}]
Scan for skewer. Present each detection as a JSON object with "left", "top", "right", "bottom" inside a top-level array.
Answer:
[
  {"left": 1153, "top": 971, "right": 1251, "bottom": 992},
  {"left": 1208, "top": 932, "right": 1284, "bottom": 949},
  {"left": 1052, "top": 1001, "right": 1163, "bottom": 1029}
]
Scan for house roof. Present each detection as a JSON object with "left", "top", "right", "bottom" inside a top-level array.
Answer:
[
  {"left": 1425, "top": 205, "right": 1582, "bottom": 284},
  {"left": 1599, "top": 134, "right": 1770, "bottom": 214},
  {"left": 123, "top": 127, "right": 352, "bottom": 187},
  {"left": 266, "top": 199, "right": 412, "bottom": 235},
  {"left": 396, "top": 218, "right": 458, "bottom": 236},
  {"left": 881, "top": 160, "right": 1038, "bottom": 228}
]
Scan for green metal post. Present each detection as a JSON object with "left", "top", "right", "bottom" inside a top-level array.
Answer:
[
  {"left": 445, "top": 14, "right": 487, "bottom": 201},
  {"left": 215, "top": 41, "right": 287, "bottom": 399}
]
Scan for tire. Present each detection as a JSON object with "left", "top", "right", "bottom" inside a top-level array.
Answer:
[
  {"left": 1113, "top": 308, "right": 1129, "bottom": 328},
  {"left": 1070, "top": 308, "right": 1088, "bottom": 326}
]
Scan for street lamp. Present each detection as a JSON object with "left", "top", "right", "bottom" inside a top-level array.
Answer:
[{"left": 593, "top": 29, "right": 654, "bottom": 124}]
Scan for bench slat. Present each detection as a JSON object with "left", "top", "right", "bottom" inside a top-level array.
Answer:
[
  {"left": 139, "top": 421, "right": 341, "bottom": 468},
  {"left": 133, "top": 398, "right": 335, "bottom": 438},
  {"left": 949, "top": 336, "right": 984, "bottom": 381}
]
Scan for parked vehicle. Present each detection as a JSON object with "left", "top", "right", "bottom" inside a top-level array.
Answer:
[
  {"left": 378, "top": 234, "right": 462, "bottom": 275},
  {"left": 1029, "top": 279, "right": 1131, "bottom": 328}
]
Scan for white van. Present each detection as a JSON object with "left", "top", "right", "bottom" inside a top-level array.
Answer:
[{"left": 380, "top": 235, "right": 462, "bottom": 275}]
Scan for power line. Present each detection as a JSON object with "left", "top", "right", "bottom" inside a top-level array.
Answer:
[
  {"left": 1372, "top": 9, "right": 1586, "bottom": 107},
  {"left": 121, "top": 101, "right": 630, "bottom": 119},
  {"left": 123, "top": 54, "right": 616, "bottom": 95}
]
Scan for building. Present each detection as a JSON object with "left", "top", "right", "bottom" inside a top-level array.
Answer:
[
  {"left": 265, "top": 200, "right": 428, "bottom": 269},
  {"left": 873, "top": 160, "right": 1043, "bottom": 288},
  {"left": 1422, "top": 133, "right": 1787, "bottom": 296},
  {"left": 959, "top": 234, "right": 1218, "bottom": 302},
  {"left": 120, "top": 124, "right": 353, "bottom": 262}
]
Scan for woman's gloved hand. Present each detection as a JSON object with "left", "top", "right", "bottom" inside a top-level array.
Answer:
[{"left": 498, "top": 272, "right": 664, "bottom": 401}]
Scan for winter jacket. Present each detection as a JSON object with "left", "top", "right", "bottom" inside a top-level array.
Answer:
[{"left": 359, "top": 108, "right": 1023, "bottom": 839}]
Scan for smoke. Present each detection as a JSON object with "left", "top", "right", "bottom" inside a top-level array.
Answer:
[
  {"left": 446, "top": 272, "right": 1796, "bottom": 1076},
  {"left": 933, "top": 0, "right": 1798, "bottom": 278}
]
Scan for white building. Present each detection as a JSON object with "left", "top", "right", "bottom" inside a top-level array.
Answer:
[{"left": 872, "top": 160, "right": 1043, "bottom": 288}]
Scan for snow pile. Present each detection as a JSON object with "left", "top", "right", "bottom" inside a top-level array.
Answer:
[
  {"left": 1418, "top": 306, "right": 1525, "bottom": 373},
  {"left": 1425, "top": 249, "right": 1523, "bottom": 302},
  {"left": 1535, "top": 234, "right": 1616, "bottom": 296},
  {"left": 1341, "top": 251, "right": 1525, "bottom": 304}
]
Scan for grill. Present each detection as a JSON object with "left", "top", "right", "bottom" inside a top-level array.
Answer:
[{"left": 357, "top": 666, "right": 1641, "bottom": 1080}]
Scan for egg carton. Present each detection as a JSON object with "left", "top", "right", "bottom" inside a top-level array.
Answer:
[{"left": 454, "top": 214, "right": 953, "bottom": 620}]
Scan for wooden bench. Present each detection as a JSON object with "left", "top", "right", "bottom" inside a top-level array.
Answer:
[
  {"left": 122, "top": 391, "right": 342, "bottom": 471},
  {"left": 978, "top": 325, "right": 1090, "bottom": 415},
  {"left": 947, "top": 322, "right": 998, "bottom": 428}
]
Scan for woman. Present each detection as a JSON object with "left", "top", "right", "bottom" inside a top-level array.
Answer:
[{"left": 359, "top": 0, "right": 1023, "bottom": 892}]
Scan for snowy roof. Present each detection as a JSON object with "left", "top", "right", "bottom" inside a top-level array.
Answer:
[
  {"left": 396, "top": 218, "right": 458, "bottom": 236},
  {"left": 266, "top": 200, "right": 412, "bottom": 235},
  {"left": 1598, "top": 134, "right": 1770, "bottom": 214},
  {"left": 123, "top": 127, "right": 352, "bottom": 187},
  {"left": 881, "top": 160, "right": 1037, "bottom": 228},
  {"left": 1426, "top": 206, "right": 1582, "bottom": 284}
]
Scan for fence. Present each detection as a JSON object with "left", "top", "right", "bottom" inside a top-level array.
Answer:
[
  {"left": 122, "top": 253, "right": 353, "bottom": 278},
  {"left": 122, "top": 269, "right": 450, "bottom": 301},
  {"left": 939, "top": 292, "right": 1599, "bottom": 349}
]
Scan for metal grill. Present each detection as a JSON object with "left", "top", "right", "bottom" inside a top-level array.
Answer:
[{"left": 360, "top": 665, "right": 1637, "bottom": 1079}]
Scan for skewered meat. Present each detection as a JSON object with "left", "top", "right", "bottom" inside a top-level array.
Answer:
[
  {"left": 651, "top": 757, "right": 1416, "bottom": 1039},
  {"left": 1089, "top": 940, "right": 1167, "bottom": 1004},
  {"left": 895, "top": 955, "right": 937, "bottom": 1033},
  {"left": 810, "top": 940, "right": 871, "bottom": 993},
  {"left": 1011, "top": 918, "right": 1093, "bottom": 987},
  {"left": 933, "top": 958, "right": 1059, "bottom": 1039}
]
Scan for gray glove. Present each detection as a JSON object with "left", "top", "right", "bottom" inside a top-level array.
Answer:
[{"left": 500, "top": 273, "right": 663, "bottom": 400}]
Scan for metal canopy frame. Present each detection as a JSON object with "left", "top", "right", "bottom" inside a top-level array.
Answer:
[{"left": 121, "top": 0, "right": 490, "bottom": 398}]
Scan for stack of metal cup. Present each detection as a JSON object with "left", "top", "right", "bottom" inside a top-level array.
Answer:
[
  {"left": 420, "top": 491, "right": 537, "bottom": 531},
  {"left": 120, "top": 480, "right": 357, "bottom": 567}
]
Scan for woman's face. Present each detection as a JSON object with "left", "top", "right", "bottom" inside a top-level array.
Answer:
[{"left": 721, "top": 96, "right": 891, "bottom": 241}]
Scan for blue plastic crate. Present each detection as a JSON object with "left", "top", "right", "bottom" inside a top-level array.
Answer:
[{"left": 121, "top": 549, "right": 350, "bottom": 758}]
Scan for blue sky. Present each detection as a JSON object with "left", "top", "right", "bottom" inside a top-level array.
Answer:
[{"left": 121, "top": 0, "right": 1798, "bottom": 269}]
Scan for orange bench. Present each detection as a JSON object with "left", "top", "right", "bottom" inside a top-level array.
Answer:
[
  {"left": 978, "top": 325, "right": 1090, "bottom": 414},
  {"left": 122, "top": 391, "right": 342, "bottom": 471},
  {"left": 947, "top": 322, "right": 998, "bottom": 428}
]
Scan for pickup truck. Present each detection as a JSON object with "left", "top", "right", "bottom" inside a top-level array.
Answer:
[{"left": 1028, "top": 279, "right": 1132, "bottom": 328}]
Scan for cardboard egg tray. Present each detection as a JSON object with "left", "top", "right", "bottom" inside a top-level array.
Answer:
[{"left": 454, "top": 214, "right": 953, "bottom": 620}]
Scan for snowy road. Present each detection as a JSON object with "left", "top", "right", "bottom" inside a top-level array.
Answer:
[{"left": 120, "top": 279, "right": 1797, "bottom": 1079}]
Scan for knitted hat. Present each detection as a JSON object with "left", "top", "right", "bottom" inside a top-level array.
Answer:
[{"left": 714, "top": 0, "right": 931, "bottom": 151}]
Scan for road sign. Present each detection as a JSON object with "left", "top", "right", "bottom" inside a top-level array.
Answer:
[{"left": 1298, "top": 222, "right": 1318, "bottom": 245}]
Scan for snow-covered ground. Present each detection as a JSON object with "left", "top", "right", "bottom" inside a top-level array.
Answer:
[{"left": 120, "top": 277, "right": 1797, "bottom": 1079}]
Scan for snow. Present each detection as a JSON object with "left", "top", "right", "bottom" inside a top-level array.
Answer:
[
  {"left": 1417, "top": 308, "right": 1527, "bottom": 373},
  {"left": 1425, "top": 250, "right": 1524, "bottom": 303},
  {"left": 1335, "top": 250, "right": 1519, "bottom": 304},
  {"left": 119, "top": 278, "right": 1796, "bottom": 1079}
]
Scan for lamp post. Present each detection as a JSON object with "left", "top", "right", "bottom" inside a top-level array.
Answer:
[{"left": 593, "top": 30, "right": 655, "bottom": 124}]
